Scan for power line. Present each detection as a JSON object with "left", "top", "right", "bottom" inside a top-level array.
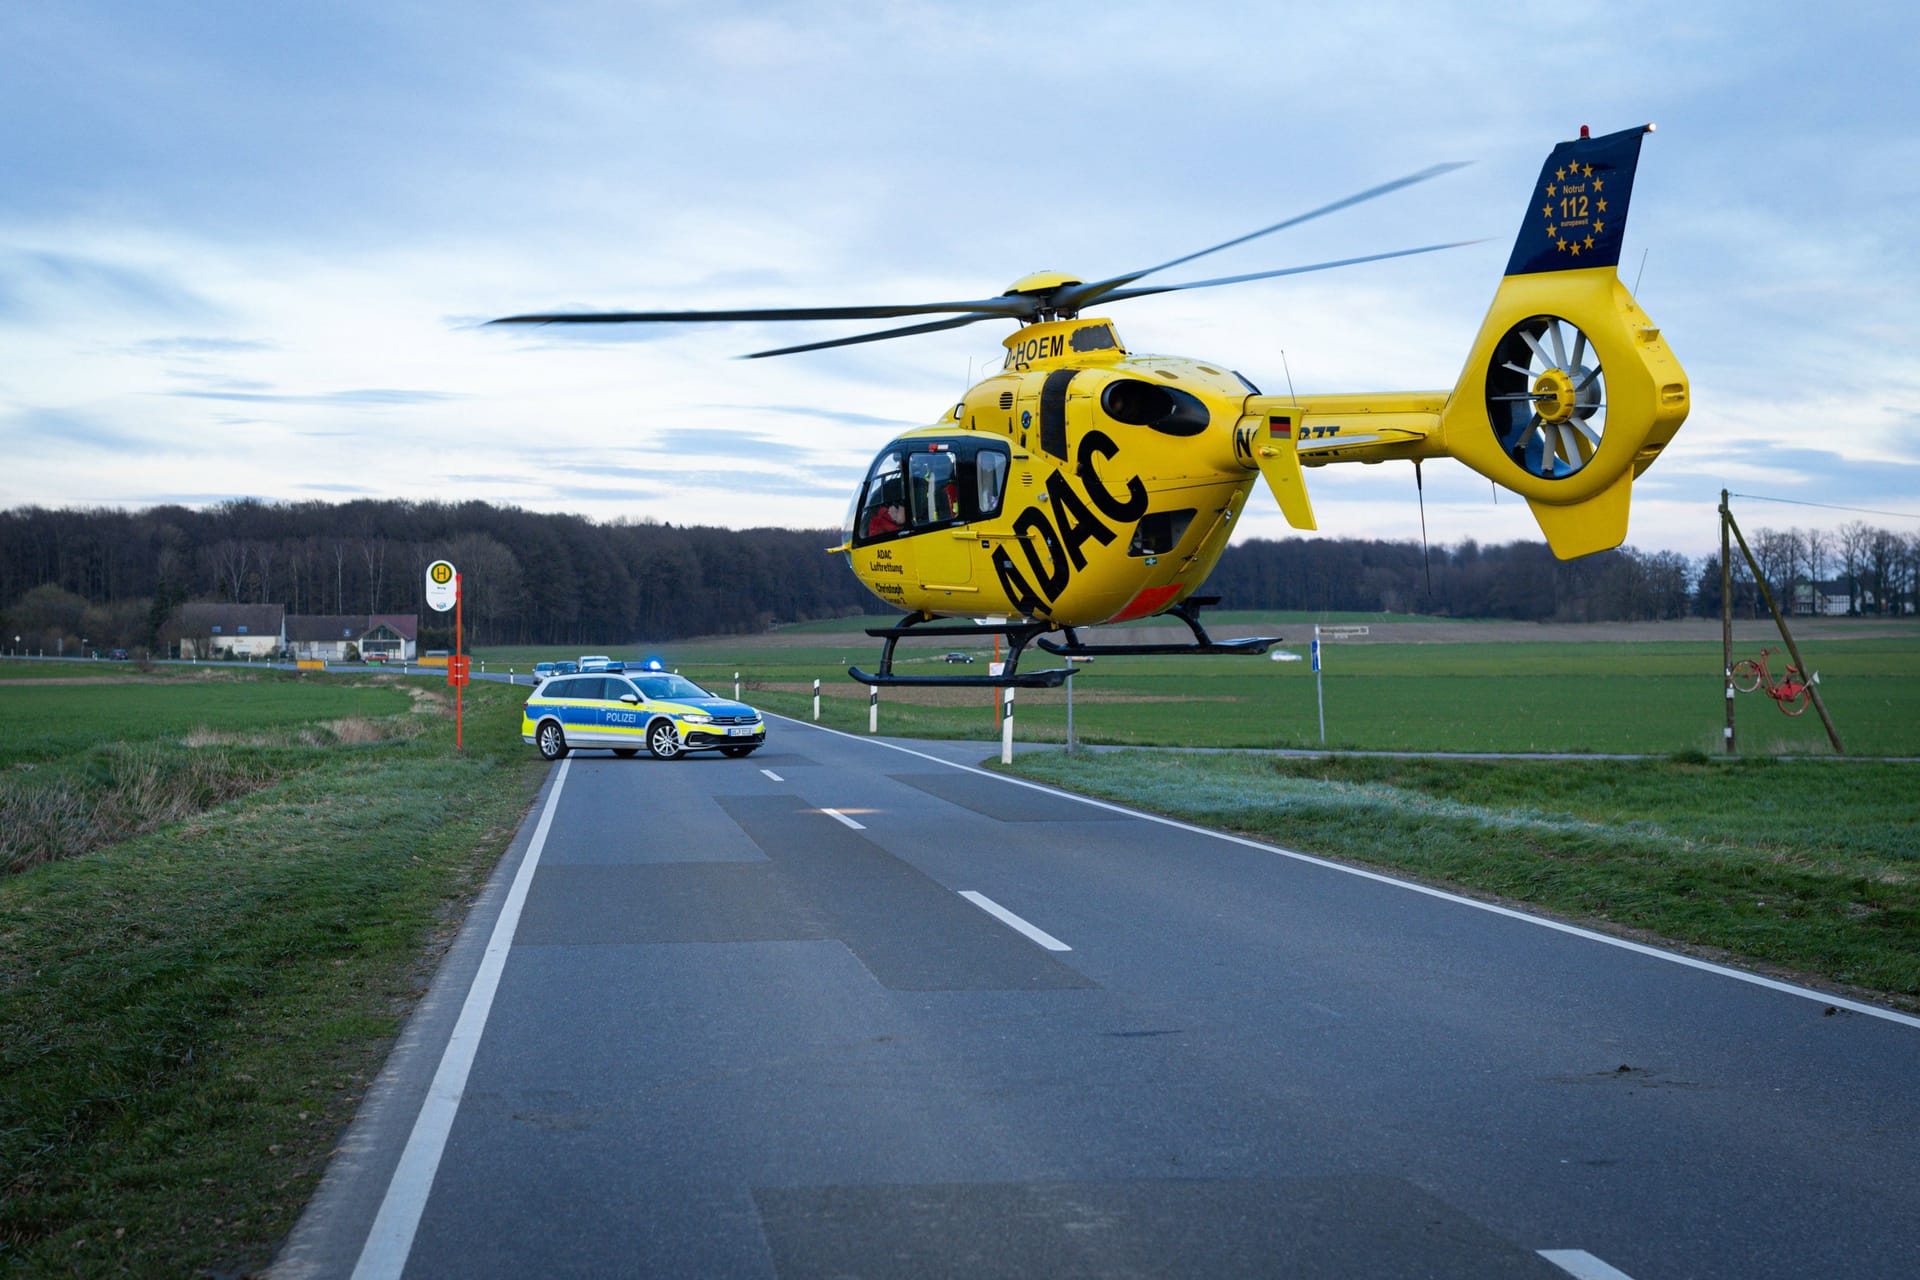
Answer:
[{"left": 1726, "top": 493, "right": 1920, "bottom": 522}]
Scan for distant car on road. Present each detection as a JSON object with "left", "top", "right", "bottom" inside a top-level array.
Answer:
[
  {"left": 522, "top": 671, "right": 765, "bottom": 761},
  {"left": 942, "top": 652, "right": 975, "bottom": 663},
  {"left": 108, "top": 648, "right": 129, "bottom": 661},
  {"left": 578, "top": 654, "right": 615, "bottom": 671},
  {"left": 532, "top": 662, "right": 563, "bottom": 683}
]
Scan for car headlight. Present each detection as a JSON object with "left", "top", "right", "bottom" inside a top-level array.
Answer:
[{"left": 680, "top": 713, "right": 712, "bottom": 724}]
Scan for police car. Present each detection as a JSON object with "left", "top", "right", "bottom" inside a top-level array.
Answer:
[{"left": 521, "top": 666, "right": 766, "bottom": 761}]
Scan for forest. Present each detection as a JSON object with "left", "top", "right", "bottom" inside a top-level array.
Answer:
[{"left": 1, "top": 498, "right": 1914, "bottom": 654}]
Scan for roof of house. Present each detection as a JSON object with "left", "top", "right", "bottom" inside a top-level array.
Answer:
[
  {"left": 284, "top": 613, "right": 421, "bottom": 643},
  {"left": 369, "top": 613, "right": 419, "bottom": 641},
  {"left": 285, "top": 615, "right": 360, "bottom": 642},
  {"left": 174, "top": 603, "right": 286, "bottom": 635}
]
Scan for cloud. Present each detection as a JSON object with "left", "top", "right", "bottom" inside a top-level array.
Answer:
[
  {"left": 0, "top": 405, "right": 163, "bottom": 452},
  {"left": 134, "top": 336, "right": 278, "bottom": 354},
  {"left": 646, "top": 428, "right": 819, "bottom": 462},
  {"left": 0, "top": 249, "right": 222, "bottom": 324},
  {"left": 165, "top": 387, "right": 462, "bottom": 406}
]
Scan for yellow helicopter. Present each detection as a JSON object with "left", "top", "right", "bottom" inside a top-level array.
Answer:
[{"left": 494, "top": 124, "right": 1687, "bottom": 687}]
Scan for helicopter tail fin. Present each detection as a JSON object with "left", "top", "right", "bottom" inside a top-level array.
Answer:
[{"left": 1435, "top": 123, "right": 1688, "bottom": 558}]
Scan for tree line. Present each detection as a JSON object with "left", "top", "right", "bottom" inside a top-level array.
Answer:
[
  {"left": 1, "top": 499, "right": 1913, "bottom": 655},
  {"left": 1206, "top": 521, "right": 1919, "bottom": 622}
]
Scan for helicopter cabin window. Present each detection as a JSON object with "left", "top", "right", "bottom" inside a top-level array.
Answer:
[
  {"left": 858, "top": 451, "right": 907, "bottom": 539},
  {"left": 974, "top": 449, "right": 1007, "bottom": 516},
  {"left": 906, "top": 451, "right": 958, "bottom": 525},
  {"left": 855, "top": 441, "right": 1011, "bottom": 544},
  {"left": 1129, "top": 509, "right": 1195, "bottom": 557}
]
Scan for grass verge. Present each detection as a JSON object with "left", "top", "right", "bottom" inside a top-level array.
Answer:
[
  {"left": 998, "top": 750, "right": 1920, "bottom": 1005},
  {"left": 0, "top": 673, "right": 546, "bottom": 1277}
]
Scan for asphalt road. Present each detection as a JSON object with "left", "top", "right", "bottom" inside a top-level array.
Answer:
[{"left": 275, "top": 717, "right": 1920, "bottom": 1279}]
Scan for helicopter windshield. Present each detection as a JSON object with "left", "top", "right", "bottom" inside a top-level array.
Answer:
[{"left": 855, "top": 440, "right": 1009, "bottom": 544}]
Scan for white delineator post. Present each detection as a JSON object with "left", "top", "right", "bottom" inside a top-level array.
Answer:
[
  {"left": 812, "top": 678, "right": 821, "bottom": 722},
  {"left": 1000, "top": 685, "right": 1015, "bottom": 764},
  {"left": 869, "top": 686, "right": 878, "bottom": 734},
  {"left": 1313, "top": 624, "right": 1325, "bottom": 746}
]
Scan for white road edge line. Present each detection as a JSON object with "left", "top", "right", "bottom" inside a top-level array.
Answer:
[
  {"left": 822, "top": 807, "right": 865, "bottom": 830},
  {"left": 349, "top": 757, "right": 572, "bottom": 1280},
  {"left": 960, "top": 890, "right": 1073, "bottom": 951},
  {"left": 772, "top": 714, "right": 1920, "bottom": 1032},
  {"left": 1539, "top": 1249, "right": 1638, "bottom": 1280},
  {"left": 760, "top": 768, "right": 785, "bottom": 781}
]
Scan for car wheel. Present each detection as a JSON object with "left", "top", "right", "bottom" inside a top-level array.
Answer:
[
  {"left": 720, "top": 744, "right": 758, "bottom": 758},
  {"left": 646, "top": 719, "right": 684, "bottom": 760},
  {"left": 613, "top": 748, "right": 640, "bottom": 758},
  {"left": 536, "top": 720, "right": 569, "bottom": 761}
]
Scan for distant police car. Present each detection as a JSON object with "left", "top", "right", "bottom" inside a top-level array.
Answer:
[{"left": 521, "top": 666, "right": 765, "bottom": 761}]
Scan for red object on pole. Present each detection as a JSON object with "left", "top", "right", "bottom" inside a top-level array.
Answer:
[{"left": 454, "top": 573, "right": 464, "bottom": 751}]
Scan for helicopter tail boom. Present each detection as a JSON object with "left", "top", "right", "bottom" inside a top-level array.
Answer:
[{"left": 1242, "top": 125, "right": 1688, "bottom": 559}]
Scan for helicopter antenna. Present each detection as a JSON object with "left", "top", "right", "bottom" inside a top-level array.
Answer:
[
  {"left": 1633, "top": 248, "right": 1649, "bottom": 294},
  {"left": 1415, "top": 461, "right": 1434, "bottom": 603},
  {"left": 1280, "top": 349, "right": 1298, "bottom": 402}
]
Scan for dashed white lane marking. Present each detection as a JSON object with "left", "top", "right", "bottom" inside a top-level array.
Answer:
[
  {"left": 821, "top": 807, "right": 866, "bottom": 830},
  {"left": 1539, "top": 1249, "right": 1638, "bottom": 1279},
  {"left": 759, "top": 768, "right": 784, "bottom": 781},
  {"left": 960, "top": 890, "right": 1073, "bottom": 951},
  {"left": 351, "top": 757, "right": 572, "bottom": 1280},
  {"left": 771, "top": 716, "right": 1920, "bottom": 1033}
]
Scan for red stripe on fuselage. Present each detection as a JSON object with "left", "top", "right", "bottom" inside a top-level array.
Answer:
[{"left": 1109, "top": 584, "right": 1182, "bottom": 623}]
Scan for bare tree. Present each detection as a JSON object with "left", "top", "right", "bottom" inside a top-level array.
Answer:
[
  {"left": 1750, "top": 528, "right": 1796, "bottom": 615},
  {"left": 252, "top": 541, "right": 276, "bottom": 605},
  {"left": 1866, "top": 527, "right": 1901, "bottom": 614},
  {"left": 1804, "top": 528, "right": 1832, "bottom": 609},
  {"left": 359, "top": 537, "right": 386, "bottom": 614},
  {"left": 206, "top": 540, "right": 251, "bottom": 602},
  {"left": 330, "top": 539, "right": 349, "bottom": 613},
  {"left": 1837, "top": 521, "right": 1872, "bottom": 613}
]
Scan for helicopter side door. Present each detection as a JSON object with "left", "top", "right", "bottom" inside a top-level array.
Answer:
[
  {"left": 904, "top": 449, "right": 969, "bottom": 588},
  {"left": 852, "top": 440, "right": 1014, "bottom": 598}
]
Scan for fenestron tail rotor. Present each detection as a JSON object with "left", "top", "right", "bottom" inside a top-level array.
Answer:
[
  {"left": 1485, "top": 314, "right": 1609, "bottom": 479},
  {"left": 488, "top": 162, "right": 1471, "bottom": 355}
]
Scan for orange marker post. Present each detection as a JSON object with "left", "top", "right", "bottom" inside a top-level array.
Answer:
[{"left": 453, "top": 573, "right": 464, "bottom": 751}]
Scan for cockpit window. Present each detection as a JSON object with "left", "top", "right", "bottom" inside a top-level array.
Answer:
[
  {"left": 854, "top": 441, "right": 1011, "bottom": 544},
  {"left": 857, "top": 450, "right": 906, "bottom": 540}
]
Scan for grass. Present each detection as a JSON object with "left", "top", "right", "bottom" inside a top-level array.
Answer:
[
  {"left": 0, "top": 665, "right": 546, "bottom": 1277},
  {"left": 996, "top": 750, "right": 1920, "bottom": 1003},
  {"left": 625, "top": 627, "right": 1920, "bottom": 757}
]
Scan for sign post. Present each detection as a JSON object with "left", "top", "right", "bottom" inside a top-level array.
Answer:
[
  {"left": 425, "top": 560, "right": 462, "bottom": 751},
  {"left": 1312, "top": 625, "right": 1324, "bottom": 745}
]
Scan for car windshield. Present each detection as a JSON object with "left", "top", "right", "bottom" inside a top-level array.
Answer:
[{"left": 633, "top": 674, "right": 714, "bottom": 701}]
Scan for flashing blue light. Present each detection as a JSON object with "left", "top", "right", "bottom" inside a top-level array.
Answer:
[{"left": 644, "top": 656, "right": 665, "bottom": 671}]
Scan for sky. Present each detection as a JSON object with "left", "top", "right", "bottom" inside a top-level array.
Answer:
[{"left": 3, "top": 0, "right": 1917, "bottom": 561}]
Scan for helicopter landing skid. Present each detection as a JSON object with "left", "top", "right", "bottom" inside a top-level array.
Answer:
[
  {"left": 848, "top": 618, "right": 1074, "bottom": 689},
  {"left": 1035, "top": 596, "right": 1279, "bottom": 658}
]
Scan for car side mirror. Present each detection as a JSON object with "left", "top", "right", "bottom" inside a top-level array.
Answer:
[{"left": 620, "top": 693, "right": 640, "bottom": 704}]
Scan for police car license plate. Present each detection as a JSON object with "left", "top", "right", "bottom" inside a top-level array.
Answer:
[{"left": 727, "top": 726, "right": 754, "bottom": 737}]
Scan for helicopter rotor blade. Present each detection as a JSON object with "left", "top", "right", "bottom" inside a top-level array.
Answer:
[
  {"left": 1051, "top": 161, "right": 1470, "bottom": 314},
  {"left": 490, "top": 296, "right": 1036, "bottom": 327},
  {"left": 742, "top": 313, "right": 1003, "bottom": 359},
  {"left": 1095, "top": 240, "right": 1483, "bottom": 305}
]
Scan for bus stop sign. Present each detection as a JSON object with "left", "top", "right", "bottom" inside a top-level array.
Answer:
[{"left": 425, "top": 560, "right": 458, "bottom": 612}]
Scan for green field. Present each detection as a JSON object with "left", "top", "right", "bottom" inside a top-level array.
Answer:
[{"left": 482, "top": 621, "right": 1920, "bottom": 757}]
